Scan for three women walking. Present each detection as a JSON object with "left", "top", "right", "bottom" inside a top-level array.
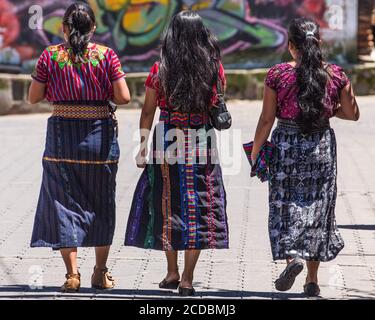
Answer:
[{"left": 28, "top": 2, "right": 360, "bottom": 298}]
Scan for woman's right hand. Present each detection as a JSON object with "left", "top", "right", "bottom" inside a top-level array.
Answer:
[
  {"left": 250, "top": 149, "right": 258, "bottom": 165},
  {"left": 250, "top": 154, "right": 257, "bottom": 167}
]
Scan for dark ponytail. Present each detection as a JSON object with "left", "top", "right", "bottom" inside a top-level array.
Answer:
[
  {"left": 63, "top": 2, "right": 96, "bottom": 60},
  {"left": 288, "top": 18, "right": 328, "bottom": 133}
]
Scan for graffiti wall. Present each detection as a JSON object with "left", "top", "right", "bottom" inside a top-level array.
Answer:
[{"left": 0, "top": 0, "right": 358, "bottom": 73}]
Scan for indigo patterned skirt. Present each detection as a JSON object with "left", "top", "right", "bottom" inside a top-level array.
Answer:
[
  {"left": 30, "top": 117, "right": 120, "bottom": 249},
  {"left": 125, "top": 122, "right": 229, "bottom": 251},
  {"left": 268, "top": 119, "right": 344, "bottom": 262}
]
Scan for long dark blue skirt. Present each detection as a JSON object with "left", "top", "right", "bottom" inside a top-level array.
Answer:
[{"left": 30, "top": 117, "right": 120, "bottom": 249}]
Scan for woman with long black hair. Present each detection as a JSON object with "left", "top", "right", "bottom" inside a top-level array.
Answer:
[
  {"left": 124, "top": 10, "right": 229, "bottom": 296},
  {"left": 29, "top": 2, "right": 130, "bottom": 292},
  {"left": 251, "top": 18, "right": 359, "bottom": 297}
]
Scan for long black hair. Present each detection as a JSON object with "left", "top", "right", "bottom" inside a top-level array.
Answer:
[
  {"left": 159, "top": 10, "right": 221, "bottom": 113},
  {"left": 288, "top": 18, "right": 328, "bottom": 133},
  {"left": 63, "top": 1, "right": 96, "bottom": 60}
]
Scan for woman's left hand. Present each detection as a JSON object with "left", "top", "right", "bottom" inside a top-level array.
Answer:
[{"left": 135, "top": 147, "right": 148, "bottom": 168}]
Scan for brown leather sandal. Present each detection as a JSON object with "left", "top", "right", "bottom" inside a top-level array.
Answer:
[
  {"left": 91, "top": 267, "right": 115, "bottom": 290},
  {"left": 60, "top": 273, "right": 81, "bottom": 293}
]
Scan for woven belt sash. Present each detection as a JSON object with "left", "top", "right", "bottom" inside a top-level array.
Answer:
[
  {"left": 52, "top": 104, "right": 110, "bottom": 119},
  {"left": 159, "top": 109, "right": 209, "bottom": 126},
  {"left": 277, "top": 119, "right": 330, "bottom": 133}
]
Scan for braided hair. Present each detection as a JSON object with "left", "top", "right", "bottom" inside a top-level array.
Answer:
[
  {"left": 288, "top": 18, "right": 328, "bottom": 133},
  {"left": 62, "top": 2, "right": 96, "bottom": 62}
]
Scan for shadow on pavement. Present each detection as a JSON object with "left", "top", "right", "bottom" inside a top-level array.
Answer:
[
  {"left": 338, "top": 224, "right": 375, "bottom": 231},
  {"left": 345, "top": 288, "right": 375, "bottom": 299},
  {"left": 0, "top": 285, "right": 307, "bottom": 300}
]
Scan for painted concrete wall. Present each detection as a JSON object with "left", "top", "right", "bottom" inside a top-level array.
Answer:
[{"left": 1, "top": 0, "right": 358, "bottom": 73}]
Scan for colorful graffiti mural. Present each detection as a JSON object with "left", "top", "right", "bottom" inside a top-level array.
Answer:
[{"left": 0, "top": 0, "right": 358, "bottom": 72}]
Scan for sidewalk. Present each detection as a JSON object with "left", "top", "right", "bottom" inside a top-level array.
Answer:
[{"left": 0, "top": 98, "right": 374, "bottom": 300}]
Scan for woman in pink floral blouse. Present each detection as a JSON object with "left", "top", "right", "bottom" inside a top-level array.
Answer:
[{"left": 251, "top": 18, "right": 359, "bottom": 297}]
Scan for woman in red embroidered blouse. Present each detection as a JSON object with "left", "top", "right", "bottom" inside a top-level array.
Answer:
[
  {"left": 124, "top": 11, "right": 229, "bottom": 296},
  {"left": 251, "top": 18, "right": 360, "bottom": 297},
  {"left": 31, "top": 42, "right": 127, "bottom": 102},
  {"left": 28, "top": 2, "right": 130, "bottom": 293},
  {"left": 144, "top": 62, "right": 226, "bottom": 110}
]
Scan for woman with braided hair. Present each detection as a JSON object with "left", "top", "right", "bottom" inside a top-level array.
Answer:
[
  {"left": 29, "top": 1, "right": 131, "bottom": 292},
  {"left": 251, "top": 18, "right": 359, "bottom": 297}
]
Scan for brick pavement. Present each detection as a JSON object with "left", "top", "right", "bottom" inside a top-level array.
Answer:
[{"left": 0, "top": 98, "right": 374, "bottom": 300}]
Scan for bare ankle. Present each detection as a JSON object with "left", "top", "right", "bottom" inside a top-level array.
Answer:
[
  {"left": 180, "top": 277, "right": 193, "bottom": 288},
  {"left": 66, "top": 268, "right": 79, "bottom": 275},
  {"left": 306, "top": 276, "right": 318, "bottom": 284},
  {"left": 94, "top": 265, "right": 107, "bottom": 271},
  {"left": 166, "top": 271, "right": 180, "bottom": 280},
  {"left": 181, "top": 272, "right": 193, "bottom": 283}
]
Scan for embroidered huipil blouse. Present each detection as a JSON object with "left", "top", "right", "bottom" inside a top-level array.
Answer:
[
  {"left": 144, "top": 61, "right": 227, "bottom": 110},
  {"left": 265, "top": 63, "right": 350, "bottom": 120},
  {"left": 31, "top": 43, "right": 126, "bottom": 102}
]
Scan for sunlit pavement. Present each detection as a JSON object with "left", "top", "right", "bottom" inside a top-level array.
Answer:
[{"left": 0, "top": 98, "right": 374, "bottom": 300}]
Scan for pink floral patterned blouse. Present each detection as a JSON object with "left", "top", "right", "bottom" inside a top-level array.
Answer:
[{"left": 265, "top": 63, "right": 350, "bottom": 120}]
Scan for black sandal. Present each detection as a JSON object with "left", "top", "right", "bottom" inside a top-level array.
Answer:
[
  {"left": 303, "top": 282, "right": 321, "bottom": 297},
  {"left": 275, "top": 258, "right": 304, "bottom": 292},
  {"left": 159, "top": 278, "right": 180, "bottom": 289},
  {"left": 178, "top": 286, "right": 195, "bottom": 296}
]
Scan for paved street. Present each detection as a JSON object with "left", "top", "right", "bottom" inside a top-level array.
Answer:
[{"left": 0, "top": 98, "right": 374, "bottom": 300}]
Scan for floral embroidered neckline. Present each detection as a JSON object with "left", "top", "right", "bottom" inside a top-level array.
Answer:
[{"left": 47, "top": 43, "right": 107, "bottom": 69}]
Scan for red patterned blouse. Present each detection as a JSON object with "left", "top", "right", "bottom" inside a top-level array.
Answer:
[
  {"left": 144, "top": 61, "right": 226, "bottom": 110},
  {"left": 31, "top": 43, "right": 126, "bottom": 102}
]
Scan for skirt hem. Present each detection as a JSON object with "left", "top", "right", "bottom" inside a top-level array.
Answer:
[
  {"left": 271, "top": 244, "right": 344, "bottom": 262},
  {"left": 124, "top": 243, "right": 229, "bottom": 251},
  {"left": 30, "top": 240, "right": 113, "bottom": 249}
]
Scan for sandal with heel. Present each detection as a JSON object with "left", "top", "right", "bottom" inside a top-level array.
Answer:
[
  {"left": 91, "top": 267, "right": 115, "bottom": 290},
  {"left": 60, "top": 273, "right": 81, "bottom": 293}
]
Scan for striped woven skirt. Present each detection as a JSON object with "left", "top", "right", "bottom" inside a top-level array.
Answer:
[
  {"left": 125, "top": 121, "right": 229, "bottom": 251},
  {"left": 268, "top": 119, "right": 344, "bottom": 262},
  {"left": 30, "top": 116, "right": 119, "bottom": 249}
]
